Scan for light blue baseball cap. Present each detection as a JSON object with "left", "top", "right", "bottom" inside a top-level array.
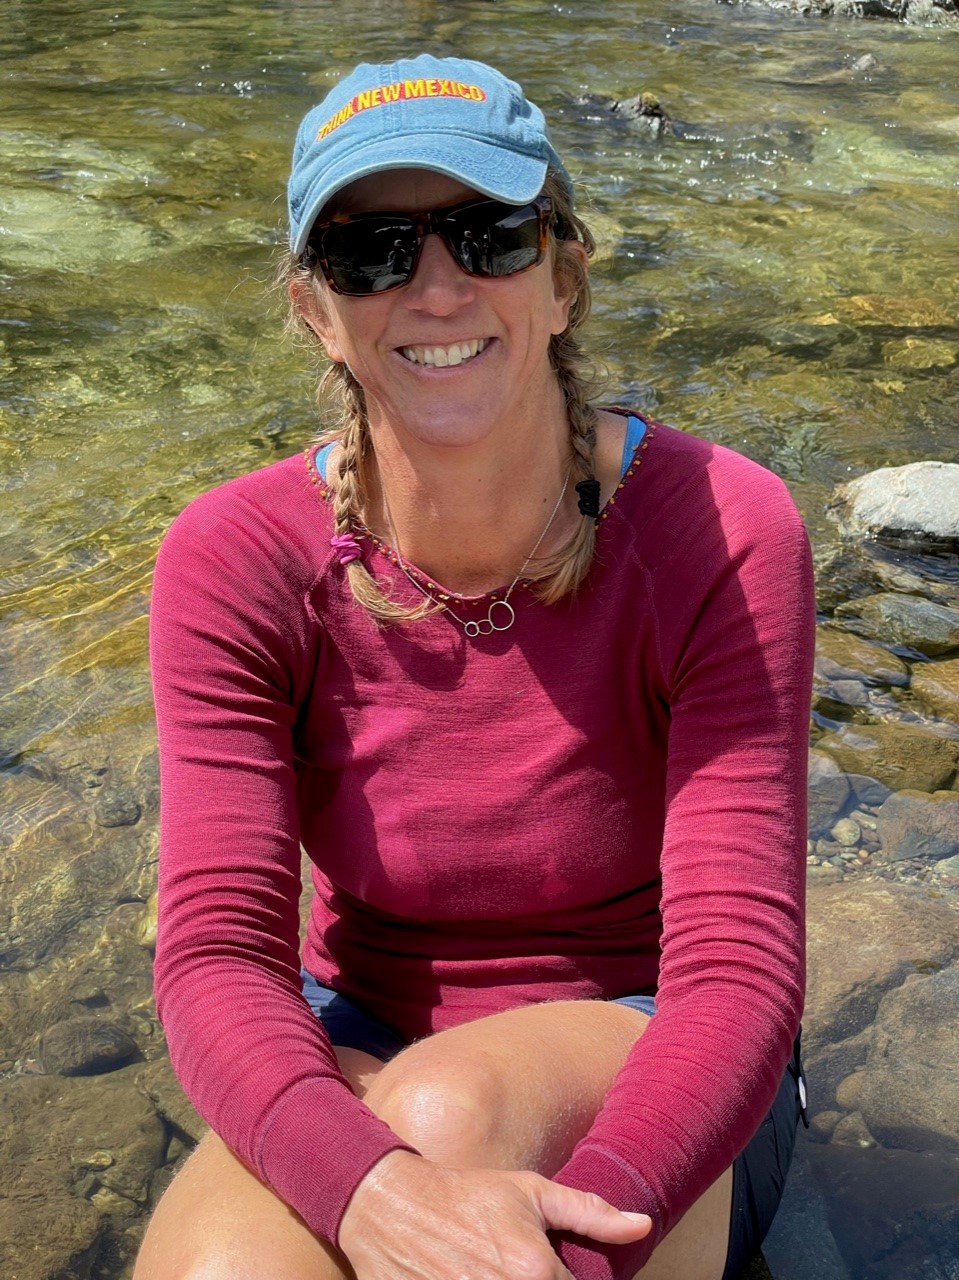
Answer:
[{"left": 287, "top": 54, "right": 572, "bottom": 254}]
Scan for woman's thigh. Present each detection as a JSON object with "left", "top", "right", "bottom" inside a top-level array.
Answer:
[{"left": 133, "top": 1046, "right": 385, "bottom": 1280}]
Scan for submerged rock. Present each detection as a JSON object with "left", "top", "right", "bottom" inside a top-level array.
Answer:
[
  {"left": 804, "top": 882, "right": 959, "bottom": 1103},
  {"left": 815, "top": 722, "right": 959, "bottom": 793},
  {"left": 808, "top": 750, "right": 852, "bottom": 835},
  {"left": 911, "top": 656, "right": 959, "bottom": 721},
  {"left": 805, "top": 1144, "right": 959, "bottom": 1280},
  {"left": 836, "top": 592, "right": 959, "bottom": 656},
  {"left": 876, "top": 790, "right": 959, "bottom": 862},
  {"left": 833, "top": 462, "right": 959, "bottom": 551},
  {"left": 742, "top": 0, "right": 959, "bottom": 21},
  {"left": 40, "top": 1016, "right": 139, "bottom": 1076},
  {"left": 815, "top": 625, "right": 911, "bottom": 686},
  {"left": 858, "top": 963, "right": 959, "bottom": 1154}
]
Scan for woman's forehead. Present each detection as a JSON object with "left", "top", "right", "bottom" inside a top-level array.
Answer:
[{"left": 328, "top": 168, "right": 480, "bottom": 215}]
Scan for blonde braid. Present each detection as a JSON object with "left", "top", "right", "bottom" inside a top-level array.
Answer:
[
  {"left": 324, "top": 361, "right": 433, "bottom": 621},
  {"left": 523, "top": 169, "right": 600, "bottom": 603}
]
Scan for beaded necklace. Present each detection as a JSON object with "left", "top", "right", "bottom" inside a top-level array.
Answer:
[{"left": 383, "top": 473, "right": 571, "bottom": 638}]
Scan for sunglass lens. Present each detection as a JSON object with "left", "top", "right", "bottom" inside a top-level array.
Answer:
[
  {"left": 450, "top": 203, "right": 543, "bottom": 278},
  {"left": 322, "top": 217, "right": 418, "bottom": 295}
]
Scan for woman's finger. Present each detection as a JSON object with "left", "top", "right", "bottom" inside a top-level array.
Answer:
[{"left": 522, "top": 1175, "right": 652, "bottom": 1244}]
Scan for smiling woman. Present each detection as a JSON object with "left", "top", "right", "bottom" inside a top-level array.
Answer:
[{"left": 138, "top": 53, "right": 815, "bottom": 1280}]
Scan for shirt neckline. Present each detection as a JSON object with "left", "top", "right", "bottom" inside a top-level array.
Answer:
[{"left": 303, "top": 409, "right": 658, "bottom": 605}]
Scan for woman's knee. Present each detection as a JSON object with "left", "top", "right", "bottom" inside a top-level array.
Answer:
[{"left": 364, "top": 1048, "right": 512, "bottom": 1163}]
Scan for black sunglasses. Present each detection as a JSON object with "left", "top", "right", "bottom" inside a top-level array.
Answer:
[{"left": 302, "top": 194, "right": 554, "bottom": 297}]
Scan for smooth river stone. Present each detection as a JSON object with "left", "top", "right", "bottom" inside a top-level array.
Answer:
[
  {"left": 40, "top": 1017, "right": 138, "bottom": 1076},
  {"left": 835, "top": 593, "right": 959, "bottom": 656},
  {"left": 815, "top": 625, "right": 910, "bottom": 686},
  {"left": 808, "top": 750, "right": 851, "bottom": 835},
  {"left": 804, "top": 882, "right": 959, "bottom": 1098},
  {"left": 911, "top": 656, "right": 959, "bottom": 723},
  {"left": 876, "top": 790, "right": 959, "bottom": 862},
  {"left": 815, "top": 723, "right": 959, "bottom": 794},
  {"left": 833, "top": 461, "right": 959, "bottom": 549},
  {"left": 858, "top": 962, "right": 959, "bottom": 1154}
]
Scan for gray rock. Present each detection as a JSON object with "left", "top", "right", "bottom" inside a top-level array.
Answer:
[
  {"left": 911, "top": 656, "right": 959, "bottom": 723},
  {"left": 834, "top": 461, "right": 959, "bottom": 549},
  {"left": 815, "top": 625, "right": 911, "bottom": 686},
  {"left": 846, "top": 773, "right": 892, "bottom": 809},
  {"left": 805, "top": 1143, "right": 959, "bottom": 1280},
  {"left": 805, "top": 1025, "right": 875, "bottom": 1115},
  {"left": 812, "top": 678, "right": 870, "bottom": 721},
  {"left": 876, "top": 790, "right": 959, "bottom": 861},
  {"left": 929, "top": 854, "right": 959, "bottom": 888},
  {"left": 94, "top": 786, "right": 142, "bottom": 828},
  {"left": 0, "top": 1188, "right": 100, "bottom": 1280},
  {"left": 858, "top": 964, "right": 959, "bottom": 1153},
  {"left": 831, "top": 1110, "right": 876, "bottom": 1147},
  {"left": 136, "top": 1057, "right": 206, "bottom": 1144},
  {"left": 805, "top": 882, "right": 959, "bottom": 1102},
  {"left": 809, "top": 1109, "right": 844, "bottom": 1142},
  {"left": 0, "top": 1070, "right": 166, "bottom": 1277},
  {"left": 836, "top": 592, "right": 959, "bottom": 657},
  {"left": 835, "top": 1069, "right": 867, "bottom": 1111},
  {"left": 815, "top": 722, "right": 959, "bottom": 793},
  {"left": 40, "top": 1016, "right": 138, "bottom": 1076},
  {"left": 808, "top": 750, "right": 851, "bottom": 836},
  {"left": 830, "top": 818, "right": 861, "bottom": 847}
]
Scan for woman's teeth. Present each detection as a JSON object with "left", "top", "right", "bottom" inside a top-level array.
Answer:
[{"left": 401, "top": 338, "right": 489, "bottom": 368}]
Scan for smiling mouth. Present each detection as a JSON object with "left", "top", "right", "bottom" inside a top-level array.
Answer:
[{"left": 400, "top": 338, "right": 490, "bottom": 368}]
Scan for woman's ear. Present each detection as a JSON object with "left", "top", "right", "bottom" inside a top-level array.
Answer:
[
  {"left": 288, "top": 277, "right": 346, "bottom": 364},
  {"left": 551, "top": 239, "right": 589, "bottom": 335}
]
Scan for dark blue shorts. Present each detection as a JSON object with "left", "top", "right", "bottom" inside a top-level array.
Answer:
[{"left": 301, "top": 971, "right": 805, "bottom": 1280}]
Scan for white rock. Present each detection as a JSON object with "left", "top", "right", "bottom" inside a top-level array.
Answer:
[{"left": 834, "top": 461, "right": 959, "bottom": 547}]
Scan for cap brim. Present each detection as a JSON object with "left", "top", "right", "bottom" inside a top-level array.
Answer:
[{"left": 291, "top": 134, "right": 549, "bottom": 254}]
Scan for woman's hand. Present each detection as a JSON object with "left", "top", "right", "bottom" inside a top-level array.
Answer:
[{"left": 338, "top": 1149, "right": 651, "bottom": 1280}]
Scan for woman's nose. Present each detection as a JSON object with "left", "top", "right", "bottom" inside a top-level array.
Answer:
[{"left": 404, "top": 232, "right": 476, "bottom": 312}]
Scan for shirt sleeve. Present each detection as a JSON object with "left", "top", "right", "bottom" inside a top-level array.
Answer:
[
  {"left": 551, "top": 450, "right": 815, "bottom": 1280},
  {"left": 150, "top": 484, "right": 416, "bottom": 1244}
]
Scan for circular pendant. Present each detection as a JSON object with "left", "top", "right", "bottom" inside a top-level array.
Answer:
[
  {"left": 488, "top": 599, "right": 516, "bottom": 632},
  {"left": 463, "top": 620, "right": 482, "bottom": 638}
]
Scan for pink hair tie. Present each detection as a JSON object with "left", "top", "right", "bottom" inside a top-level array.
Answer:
[{"left": 330, "top": 533, "right": 362, "bottom": 566}]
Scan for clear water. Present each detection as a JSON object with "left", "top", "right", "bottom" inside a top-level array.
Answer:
[{"left": 1, "top": 1, "right": 957, "bottom": 1275}]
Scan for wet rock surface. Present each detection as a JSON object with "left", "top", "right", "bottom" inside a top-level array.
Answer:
[
  {"left": 833, "top": 461, "right": 959, "bottom": 550},
  {"left": 857, "top": 963, "right": 959, "bottom": 1153},
  {"left": 911, "top": 655, "right": 959, "bottom": 720},
  {"left": 40, "top": 1017, "right": 139, "bottom": 1077},
  {"left": 730, "top": 0, "right": 959, "bottom": 28},
  {"left": 875, "top": 789, "right": 959, "bottom": 861},
  {"left": 814, "top": 722, "right": 959, "bottom": 793},
  {"left": 804, "top": 882, "right": 959, "bottom": 1103},
  {"left": 835, "top": 592, "right": 959, "bottom": 656},
  {"left": 0, "top": 1070, "right": 168, "bottom": 1280}
]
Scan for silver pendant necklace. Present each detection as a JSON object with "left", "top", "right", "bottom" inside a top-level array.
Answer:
[{"left": 383, "top": 473, "right": 571, "bottom": 638}]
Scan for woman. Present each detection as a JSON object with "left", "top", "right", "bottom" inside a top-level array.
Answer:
[{"left": 138, "top": 54, "right": 814, "bottom": 1280}]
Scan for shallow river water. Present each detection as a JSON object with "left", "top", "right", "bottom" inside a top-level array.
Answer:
[{"left": 1, "top": 1, "right": 958, "bottom": 1277}]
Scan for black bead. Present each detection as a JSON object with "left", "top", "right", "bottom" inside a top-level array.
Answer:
[{"left": 575, "top": 478, "right": 601, "bottom": 519}]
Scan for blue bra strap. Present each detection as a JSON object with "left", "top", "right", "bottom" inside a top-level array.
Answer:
[
  {"left": 620, "top": 414, "right": 648, "bottom": 480},
  {"left": 314, "top": 441, "right": 337, "bottom": 482}
]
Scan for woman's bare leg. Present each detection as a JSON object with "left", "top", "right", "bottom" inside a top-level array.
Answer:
[
  {"left": 132, "top": 1047, "right": 385, "bottom": 1280},
  {"left": 134, "top": 1005, "right": 732, "bottom": 1280}
]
